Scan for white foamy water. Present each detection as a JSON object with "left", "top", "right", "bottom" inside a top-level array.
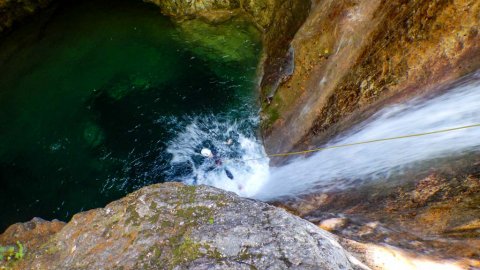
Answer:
[
  {"left": 255, "top": 72, "right": 480, "bottom": 200},
  {"left": 165, "top": 114, "right": 270, "bottom": 197},
  {"left": 166, "top": 72, "right": 480, "bottom": 201}
]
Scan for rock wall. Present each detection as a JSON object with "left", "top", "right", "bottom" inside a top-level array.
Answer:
[
  {"left": 0, "top": 183, "right": 362, "bottom": 270},
  {"left": 0, "top": 0, "right": 52, "bottom": 34},
  {"left": 149, "top": 0, "right": 310, "bottom": 33},
  {"left": 147, "top": 0, "right": 239, "bottom": 18},
  {"left": 274, "top": 155, "right": 480, "bottom": 268},
  {"left": 262, "top": 0, "right": 480, "bottom": 155}
]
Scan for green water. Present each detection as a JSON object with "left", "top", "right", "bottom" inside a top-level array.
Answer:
[{"left": 0, "top": 0, "right": 261, "bottom": 230}]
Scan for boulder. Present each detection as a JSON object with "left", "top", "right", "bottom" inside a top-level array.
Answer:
[{"left": 0, "top": 183, "right": 363, "bottom": 270}]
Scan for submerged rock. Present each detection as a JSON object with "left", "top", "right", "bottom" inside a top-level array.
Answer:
[
  {"left": 0, "top": 183, "right": 362, "bottom": 269},
  {"left": 174, "top": 17, "right": 261, "bottom": 65},
  {"left": 83, "top": 121, "right": 105, "bottom": 148},
  {"left": 149, "top": 0, "right": 311, "bottom": 94}
]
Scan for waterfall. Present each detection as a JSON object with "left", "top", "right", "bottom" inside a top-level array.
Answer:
[
  {"left": 166, "top": 71, "right": 480, "bottom": 201},
  {"left": 256, "top": 71, "right": 480, "bottom": 200}
]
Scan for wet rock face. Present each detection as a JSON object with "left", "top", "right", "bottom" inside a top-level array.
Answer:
[
  {"left": 147, "top": 0, "right": 240, "bottom": 19},
  {"left": 262, "top": 0, "right": 480, "bottom": 155},
  {"left": 0, "top": 183, "right": 361, "bottom": 270},
  {"left": 0, "top": 0, "right": 52, "bottom": 33},
  {"left": 275, "top": 158, "right": 480, "bottom": 268}
]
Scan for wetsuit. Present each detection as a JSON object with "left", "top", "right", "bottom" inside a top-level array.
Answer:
[{"left": 207, "top": 153, "right": 234, "bottom": 180}]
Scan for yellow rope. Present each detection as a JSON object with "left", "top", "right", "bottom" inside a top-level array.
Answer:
[{"left": 236, "top": 123, "right": 480, "bottom": 162}]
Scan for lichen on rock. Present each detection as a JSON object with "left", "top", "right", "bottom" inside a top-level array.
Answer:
[{"left": 0, "top": 183, "right": 362, "bottom": 269}]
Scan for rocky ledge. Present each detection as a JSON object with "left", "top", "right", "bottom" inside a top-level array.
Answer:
[{"left": 0, "top": 183, "right": 364, "bottom": 270}]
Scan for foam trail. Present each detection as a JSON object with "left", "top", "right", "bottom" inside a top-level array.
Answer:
[{"left": 254, "top": 72, "right": 480, "bottom": 200}]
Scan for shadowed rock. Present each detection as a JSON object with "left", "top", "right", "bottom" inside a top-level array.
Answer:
[{"left": 0, "top": 0, "right": 53, "bottom": 33}]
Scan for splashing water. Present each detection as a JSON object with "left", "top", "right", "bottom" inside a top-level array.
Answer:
[
  {"left": 166, "top": 72, "right": 480, "bottom": 201},
  {"left": 164, "top": 114, "right": 269, "bottom": 197},
  {"left": 255, "top": 72, "right": 480, "bottom": 200}
]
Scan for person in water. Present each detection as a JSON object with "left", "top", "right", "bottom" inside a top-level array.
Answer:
[{"left": 201, "top": 148, "right": 234, "bottom": 180}]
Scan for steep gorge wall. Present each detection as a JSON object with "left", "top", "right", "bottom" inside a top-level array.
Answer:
[
  {"left": 149, "top": 0, "right": 310, "bottom": 49},
  {"left": 262, "top": 0, "right": 480, "bottom": 155}
]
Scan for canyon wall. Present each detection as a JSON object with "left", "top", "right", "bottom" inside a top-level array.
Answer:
[{"left": 262, "top": 0, "right": 480, "bottom": 155}]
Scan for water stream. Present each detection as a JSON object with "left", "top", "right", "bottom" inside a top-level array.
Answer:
[
  {"left": 165, "top": 71, "right": 480, "bottom": 201},
  {"left": 254, "top": 72, "right": 480, "bottom": 200}
]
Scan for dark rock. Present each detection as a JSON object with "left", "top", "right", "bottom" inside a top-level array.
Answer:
[{"left": 0, "top": 0, "right": 53, "bottom": 34}]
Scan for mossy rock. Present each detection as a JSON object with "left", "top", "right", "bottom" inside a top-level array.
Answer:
[{"left": 1, "top": 183, "right": 358, "bottom": 269}]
